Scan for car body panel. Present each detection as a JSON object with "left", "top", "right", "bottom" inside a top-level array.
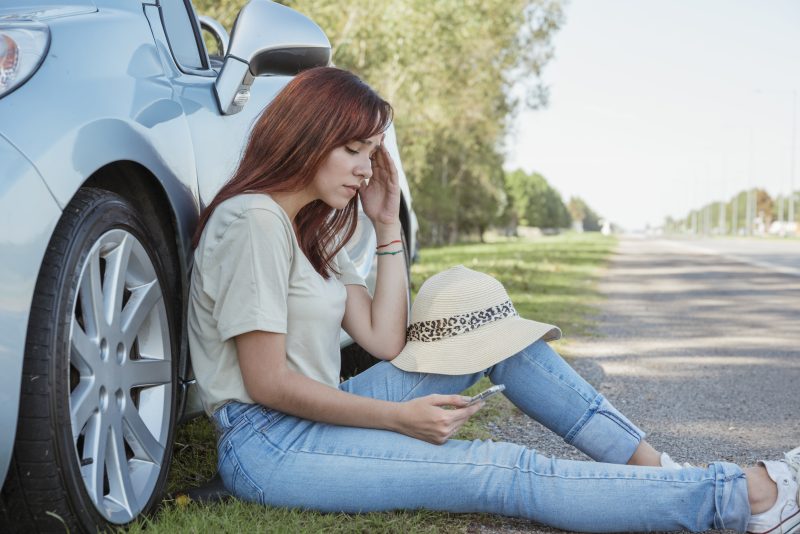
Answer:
[
  {"left": 1, "top": 7, "right": 198, "bottom": 210},
  {"left": 0, "top": 134, "right": 62, "bottom": 484},
  {"left": 0, "top": 2, "right": 98, "bottom": 21}
]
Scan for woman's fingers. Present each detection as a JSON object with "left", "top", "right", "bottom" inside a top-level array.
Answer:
[
  {"left": 450, "top": 401, "right": 483, "bottom": 425},
  {"left": 425, "top": 394, "right": 484, "bottom": 443},
  {"left": 441, "top": 403, "right": 483, "bottom": 442},
  {"left": 373, "top": 145, "right": 398, "bottom": 184},
  {"left": 400, "top": 394, "right": 485, "bottom": 444},
  {"left": 428, "top": 394, "right": 472, "bottom": 407},
  {"left": 383, "top": 147, "right": 398, "bottom": 184}
]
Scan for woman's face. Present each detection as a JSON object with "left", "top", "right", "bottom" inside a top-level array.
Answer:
[{"left": 311, "top": 132, "right": 383, "bottom": 209}]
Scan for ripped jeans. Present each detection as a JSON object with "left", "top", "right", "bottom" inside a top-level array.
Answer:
[{"left": 212, "top": 340, "right": 750, "bottom": 532}]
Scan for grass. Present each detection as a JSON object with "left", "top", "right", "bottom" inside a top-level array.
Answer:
[
  {"left": 410, "top": 233, "right": 616, "bottom": 339},
  {"left": 128, "top": 232, "right": 616, "bottom": 533}
]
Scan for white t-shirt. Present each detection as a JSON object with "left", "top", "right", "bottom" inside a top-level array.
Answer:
[{"left": 188, "top": 193, "right": 366, "bottom": 415}]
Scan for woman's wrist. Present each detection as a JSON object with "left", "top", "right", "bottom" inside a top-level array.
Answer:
[
  {"left": 373, "top": 221, "right": 403, "bottom": 244},
  {"left": 383, "top": 400, "right": 407, "bottom": 434}
]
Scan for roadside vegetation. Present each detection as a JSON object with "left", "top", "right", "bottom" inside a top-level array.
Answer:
[
  {"left": 126, "top": 233, "right": 615, "bottom": 533},
  {"left": 191, "top": 0, "right": 610, "bottom": 245},
  {"left": 665, "top": 187, "right": 800, "bottom": 236}
]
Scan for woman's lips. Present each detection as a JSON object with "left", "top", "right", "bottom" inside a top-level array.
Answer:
[{"left": 344, "top": 185, "right": 359, "bottom": 195}]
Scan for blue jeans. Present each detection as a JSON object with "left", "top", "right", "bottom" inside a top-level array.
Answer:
[{"left": 211, "top": 340, "right": 749, "bottom": 532}]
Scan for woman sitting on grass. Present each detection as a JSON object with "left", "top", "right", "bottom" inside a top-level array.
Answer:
[{"left": 188, "top": 66, "right": 799, "bottom": 533}]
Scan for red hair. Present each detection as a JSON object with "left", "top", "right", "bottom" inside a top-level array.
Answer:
[{"left": 193, "top": 67, "right": 393, "bottom": 278}]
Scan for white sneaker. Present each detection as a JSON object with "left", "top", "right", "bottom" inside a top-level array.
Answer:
[
  {"left": 660, "top": 452, "right": 694, "bottom": 469},
  {"left": 747, "top": 446, "right": 800, "bottom": 534}
]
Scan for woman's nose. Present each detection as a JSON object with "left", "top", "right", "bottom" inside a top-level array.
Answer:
[{"left": 355, "top": 161, "right": 372, "bottom": 180}]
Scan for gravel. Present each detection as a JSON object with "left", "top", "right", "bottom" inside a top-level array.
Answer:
[{"left": 468, "top": 237, "right": 800, "bottom": 534}]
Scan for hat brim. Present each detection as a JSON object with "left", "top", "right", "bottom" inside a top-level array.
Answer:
[{"left": 390, "top": 317, "right": 562, "bottom": 375}]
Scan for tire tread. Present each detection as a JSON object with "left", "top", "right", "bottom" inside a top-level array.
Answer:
[{"left": 2, "top": 188, "right": 178, "bottom": 533}]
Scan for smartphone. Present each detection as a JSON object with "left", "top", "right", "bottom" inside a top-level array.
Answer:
[{"left": 467, "top": 384, "right": 505, "bottom": 406}]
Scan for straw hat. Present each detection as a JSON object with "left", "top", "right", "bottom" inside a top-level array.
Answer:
[{"left": 391, "top": 265, "right": 562, "bottom": 374}]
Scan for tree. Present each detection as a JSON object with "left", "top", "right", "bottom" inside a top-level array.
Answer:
[
  {"left": 567, "top": 197, "right": 601, "bottom": 232},
  {"left": 503, "top": 169, "right": 570, "bottom": 230},
  {"left": 194, "top": 0, "right": 565, "bottom": 244},
  {"left": 755, "top": 188, "right": 774, "bottom": 227}
]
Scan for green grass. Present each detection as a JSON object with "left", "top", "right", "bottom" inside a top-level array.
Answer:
[
  {"left": 128, "top": 501, "right": 472, "bottom": 534},
  {"left": 410, "top": 233, "right": 616, "bottom": 339},
  {"left": 128, "top": 233, "right": 616, "bottom": 533}
]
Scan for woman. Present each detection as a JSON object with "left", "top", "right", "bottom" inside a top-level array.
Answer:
[{"left": 188, "top": 67, "right": 799, "bottom": 533}]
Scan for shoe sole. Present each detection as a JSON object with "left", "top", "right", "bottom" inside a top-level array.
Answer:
[{"left": 748, "top": 509, "right": 800, "bottom": 534}]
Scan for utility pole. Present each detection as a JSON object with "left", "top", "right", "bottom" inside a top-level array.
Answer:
[
  {"left": 718, "top": 154, "right": 727, "bottom": 235},
  {"left": 746, "top": 129, "right": 755, "bottom": 236},
  {"left": 790, "top": 90, "right": 797, "bottom": 233}
]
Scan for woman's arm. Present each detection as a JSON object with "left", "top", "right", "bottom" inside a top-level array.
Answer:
[
  {"left": 341, "top": 143, "right": 409, "bottom": 359},
  {"left": 236, "top": 330, "right": 481, "bottom": 444},
  {"left": 341, "top": 220, "right": 408, "bottom": 359}
]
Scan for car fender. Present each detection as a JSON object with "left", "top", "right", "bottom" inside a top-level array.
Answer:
[
  {"left": 0, "top": 134, "right": 62, "bottom": 485},
  {"left": 55, "top": 116, "right": 200, "bottom": 258}
]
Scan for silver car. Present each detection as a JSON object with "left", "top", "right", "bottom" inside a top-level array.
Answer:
[{"left": 0, "top": 0, "right": 417, "bottom": 531}]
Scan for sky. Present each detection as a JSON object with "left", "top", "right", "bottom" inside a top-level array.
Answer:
[{"left": 505, "top": 0, "right": 800, "bottom": 230}]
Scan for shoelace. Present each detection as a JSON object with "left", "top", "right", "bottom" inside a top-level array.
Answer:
[
  {"left": 780, "top": 446, "right": 800, "bottom": 534},
  {"left": 786, "top": 446, "right": 800, "bottom": 501}
]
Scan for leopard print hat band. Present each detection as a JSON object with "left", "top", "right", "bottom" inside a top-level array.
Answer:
[
  {"left": 405, "top": 300, "right": 518, "bottom": 343},
  {"left": 390, "top": 265, "right": 561, "bottom": 375}
]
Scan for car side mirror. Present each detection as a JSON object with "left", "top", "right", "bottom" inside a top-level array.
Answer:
[{"left": 214, "top": 0, "right": 331, "bottom": 115}]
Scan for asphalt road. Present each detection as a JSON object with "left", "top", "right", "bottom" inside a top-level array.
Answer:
[
  {"left": 660, "top": 236, "right": 800, "bottom": 277},
  {"left": 476, "top": 236, "right": 800, "bottom": 534}
]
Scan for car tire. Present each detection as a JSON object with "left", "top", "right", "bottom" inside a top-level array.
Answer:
[
  {"left": 1, "top": 188, "right": 178, "bottom": 532},
  {"left": 340, "top": 226, "right": 412, "bottom": 379}
]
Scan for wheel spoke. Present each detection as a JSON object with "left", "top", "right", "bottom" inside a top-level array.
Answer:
[
  {"left": 125, "top": 358, "right": 171, "bottom": 389},
  {"left": 81, "top": 410, "right": 108, "bottom": 505},
  {"left": 71, "top": 317, "right": 101, "bottom": 374},
  {"left": 121, "top": 280, "right": 161, "bottom": 349},
  {"left": 70, "top": 380, "right": 97, "bottom": 441},
  {"left": 103, "top": 234, "right": 133, "bottom": 329},
  {"left": 106, "top": 418, "right": 137, "bottom": 516},
  {"left": 79, "top": 247, "right": 105, "bottom": 336},
  {"left": 123, "top": 401, "right": 164, "bottom": 463}
]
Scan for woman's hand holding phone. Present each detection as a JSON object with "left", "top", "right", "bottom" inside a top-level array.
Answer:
[
  {"left": 392, "top": 393, "right": 484, "bottom": 445},
  {"left": 390, "top": 386, "right": 505, "bottom": 445}
]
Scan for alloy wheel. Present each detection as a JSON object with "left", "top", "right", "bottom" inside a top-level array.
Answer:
[{"left": 69, "top": 228, "right": 173, "bottom": 523}]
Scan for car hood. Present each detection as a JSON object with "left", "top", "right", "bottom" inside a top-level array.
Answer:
[{"left": 0, "top": 2, "right": 97, "bottom": 21}]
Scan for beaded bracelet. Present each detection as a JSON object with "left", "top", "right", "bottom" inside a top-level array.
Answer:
[
  {"left": 376, "top": 248, "right": 404, "bottom": 256},
  {"left": 376, "top": 239, "right": 402, "bottom": 250}
]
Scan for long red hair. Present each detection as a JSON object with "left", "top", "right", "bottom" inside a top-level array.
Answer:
[{"left": 192, "top": 67, "right": 393, "bottom": 278}]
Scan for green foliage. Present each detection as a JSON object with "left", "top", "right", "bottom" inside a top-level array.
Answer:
[
  {"left": 192, "top": 0, "right": 565, "bottom": 245},
  {"left": 503, "top": 169, "right": 571, "bottom": 230},
  {"left": 668, "top": 187, "right": 797, "bottom": 235},
  {"left": 568, "top": 196, "right": 601, "bottom": 231}
]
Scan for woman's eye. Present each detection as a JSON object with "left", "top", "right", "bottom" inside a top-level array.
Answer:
[{"left": 345, "top": 147, "right": 358, "bottom": 155}]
